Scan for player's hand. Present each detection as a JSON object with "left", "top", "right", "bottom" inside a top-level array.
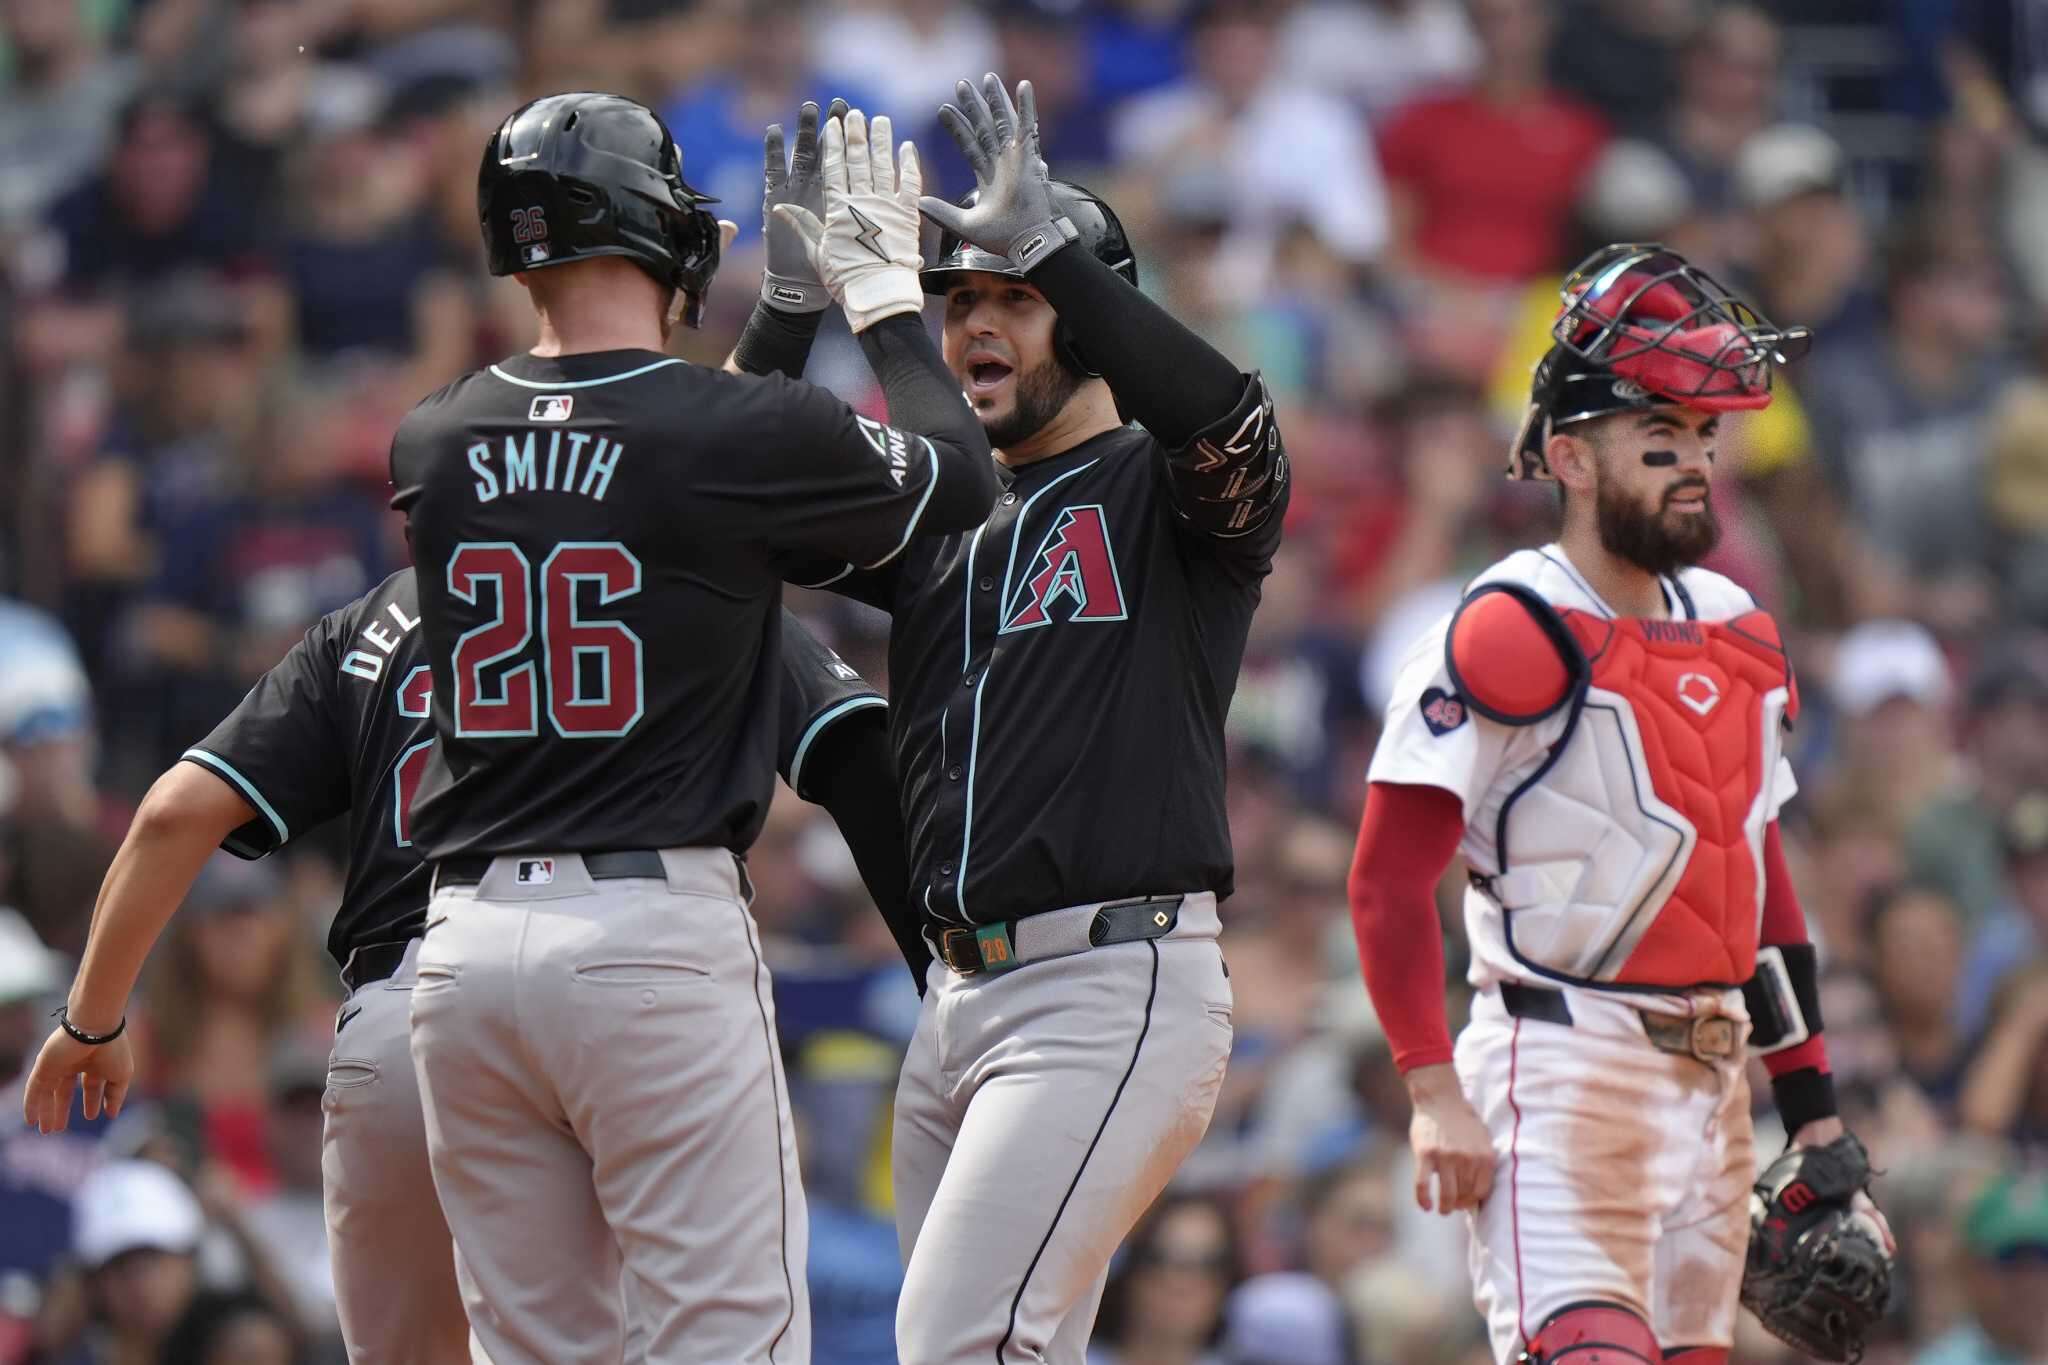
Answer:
[
  {"left": 1790, "top": 1118, "right": 1897, "bottom": 1253},
  {"left": 1406, "top": 1064, "right": 1495, "bottom": 1214},
  {"left": 21, "top": 1025, "right": 134, "bottom": 1133},
  {"left": 919, "top": 73, "right": 1071, "bottom": 274},
  {"left": 762, "top": 97, "right": 849, "bottom": 313},
  {"left": 772, "top": 108, "right": 926, "bottom": 333}
]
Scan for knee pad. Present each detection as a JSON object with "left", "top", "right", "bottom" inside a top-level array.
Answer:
[{"left": 1517, "top": 1302, "right": 1660, "bottom": 1365}]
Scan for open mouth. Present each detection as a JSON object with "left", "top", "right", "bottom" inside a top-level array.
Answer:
[
  {"left": 1666, "top": 486, "right": 1709, "bottom": 511},
  {"left": 967, "top": 360, "right": 1014, "bottom": 395}
]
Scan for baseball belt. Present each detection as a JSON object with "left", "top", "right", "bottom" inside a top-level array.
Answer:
[
  {"left": 927, "top": 894, "right": 1187, "bottom": 977},
  {"left": 430, "top": 848, "right": 669, "bottom": 892},
  {"left": 1500, "top": 980, "right": 1741, "bottom": 1063},
  {"left": 339, "top": 937, "right": 416, "bottom": 993}
]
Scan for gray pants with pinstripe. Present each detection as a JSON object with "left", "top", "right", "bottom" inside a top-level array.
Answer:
[
  {"left": 892, "top": 894, "right": 1233, "bottom": 1364},
  {"left": 409, "top": 848, "right": 807, "bottom": 1365}
]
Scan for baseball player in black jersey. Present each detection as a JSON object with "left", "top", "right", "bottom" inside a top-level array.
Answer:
[
  {"left": 19, "top": 565, "right": 914, "bottom": 1365},
  {"left": 759, "top": 74, "right": 1289, "bottom": 1364},
  {"left": 387, "top": 91, "right": 994, "bottom": 1365}
]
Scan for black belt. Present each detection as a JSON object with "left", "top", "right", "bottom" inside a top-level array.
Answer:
[
  {"left": 1500, "top": 981, "right": 1740, "bottom": 1062},
  {"left": 340, "top": 939, "right": 413, "bottom": 993},
  {"left": 432, "top": 849, "right": 668, "bottom": 888},
  {"left": 930, "top": 897, "right": 1182, "bottom": 977}
]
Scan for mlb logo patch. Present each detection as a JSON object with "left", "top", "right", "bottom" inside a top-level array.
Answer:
[
  {"left": 1420, "top": 687, "right": 1467, "bottom": 736},
  {"left": 523, "top": 242, "right": 551, "bottom": 266},
  {"left": 530, "top": 395, "right": 574, "bottom": 422},
  {"left": 516, "top": 859, "right": 556, "bottom": 885}
]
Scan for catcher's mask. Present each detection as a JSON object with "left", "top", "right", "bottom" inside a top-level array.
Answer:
[
  {"left": 1510, "top": 243, "right": 1811, "bottom": 480},
  {"left": 478, "top": 92, "right": 723, "bottom": 329}
]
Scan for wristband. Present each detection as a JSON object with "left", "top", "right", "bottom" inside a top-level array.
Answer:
[
  {"left": 1008, "top": 216, "right": 1078, "bottom": 272},
  {"left": 53, "top": 1005, "right": 126, "bottom": 1046},
  {"left": 732, "top": 298, "right": 826, "bottom": 379},
  {"left": 761, "top": 272, "right": 830, "bottom": 314},
  {"left": 1770, "top": 1066, "right": 1838, "bottom": 1136}
]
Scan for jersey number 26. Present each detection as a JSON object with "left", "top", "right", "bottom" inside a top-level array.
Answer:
[{"left": 447, "top": 541, "right": 644, "bottom": 740}]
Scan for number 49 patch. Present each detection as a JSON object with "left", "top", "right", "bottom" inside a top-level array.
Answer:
[{"left": 1420, "top": 687, "right": 1467, "bottom": 736}]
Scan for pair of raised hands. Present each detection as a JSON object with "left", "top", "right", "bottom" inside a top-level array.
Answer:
[{"left": 757, "top": 75, "right": 1072, "bottom": 333}]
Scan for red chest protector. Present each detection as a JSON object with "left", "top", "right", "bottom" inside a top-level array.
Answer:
[{"left": 1446, "top": 581, "right": 1800, "bottom": 987}]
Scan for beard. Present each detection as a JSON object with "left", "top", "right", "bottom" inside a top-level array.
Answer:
[
  {"left": 981, "top": 354, "right": 1086, "bottom": 450},
  {"left": 1596, "top": 477, "right": 1720, "bottom": 576}
]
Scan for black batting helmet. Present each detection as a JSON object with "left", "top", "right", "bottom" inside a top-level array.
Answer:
[
  {"left": 921, "top": 180, "right": 1136, "bottom": 378},
  {"left": 478, "top": 92, "right": 723, "bottom": 327},
  {"left": 1510, "top": 243, "right": 1810, "bottom": 479}
]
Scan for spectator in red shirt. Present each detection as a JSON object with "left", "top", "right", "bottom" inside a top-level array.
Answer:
[{"left": 1376, "top": 0, "right": 1608, "bottom": 286}]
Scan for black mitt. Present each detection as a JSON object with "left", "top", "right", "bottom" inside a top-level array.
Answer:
[{"left": 1740, "top": 1133, "right": 1893, "bottom": 1363}]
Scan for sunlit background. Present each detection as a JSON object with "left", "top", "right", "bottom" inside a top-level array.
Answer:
[{"left": 1, "top": 1, "right": 2045, "bottom": 1362}]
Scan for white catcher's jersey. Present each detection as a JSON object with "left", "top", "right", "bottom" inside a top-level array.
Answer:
[{"left": 1367, "top": 546, "right": 1798, "bottom": 1011}]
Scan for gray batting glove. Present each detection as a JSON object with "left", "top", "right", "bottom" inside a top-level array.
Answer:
[
  {"left": 762, "top": 97, "right": 850, "bottom": 312},
  {"left": 919, "top": 73, "right": 1075, "bottom": 273},
  {"left": 773, "top": 109, "right": 927, "bottom": 333}
]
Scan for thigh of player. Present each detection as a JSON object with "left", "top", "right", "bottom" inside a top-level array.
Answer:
[
  {"left": 896, "top": 936, "right": 1233, "bottom": 1365},
  {"left": 324, "top": 941, "right": 473, "bottom": 1365},
  {"left": 540, "top": 868, "right": 810, "bottom": 1365},
  {"left": 1651, "top": 1060, "right": 1756, "bottom": 1356},
  {"left": 892, "top": 962, "right": 958, "bottom": 1268},
  {"left": 410, "top": 890, "right": 626, "bottom": 1365},
  {"left": 1456, "top": 1007, "right": 1699, "bottom": 1364}
]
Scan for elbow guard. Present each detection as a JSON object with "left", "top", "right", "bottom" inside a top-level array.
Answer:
[
  {"left": 1164, "top": 374, "right": 1286, "bottom": 535},
  {"left": 1744, "top": 943, "right": 1822, "bottom": 1053}
]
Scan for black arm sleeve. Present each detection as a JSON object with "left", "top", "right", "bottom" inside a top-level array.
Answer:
[
  {"left": 801, "top": 716, "right": 932, "bottom": 994},
  {"left": 731, "top": 300, "right": 826, "bottom": 380},
  {"left": 1025, "top": 245, "right": 1243, "bottom": 448},
  {"left": 856, "top": 312, "right": 999, "bottom": 534}
]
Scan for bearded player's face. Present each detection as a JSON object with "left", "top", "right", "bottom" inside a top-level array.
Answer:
[
  {"left": 943, "top": 272, "right": 1083, "bottom": 449},
  {"left": 1583, "top": 407, "right": 1722, "bottom": 576}
]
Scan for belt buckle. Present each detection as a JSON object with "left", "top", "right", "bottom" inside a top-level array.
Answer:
[
  {"left": 937, "top": 929, "right": 982, "bottom": 975},
  {"left": 1690, "top": 1016, "right": 1737, "bottom": 1061}
]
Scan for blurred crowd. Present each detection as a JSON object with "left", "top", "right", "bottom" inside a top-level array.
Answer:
[{"left": 1, "top": 0, "right": 2046, "bottom": 1362}]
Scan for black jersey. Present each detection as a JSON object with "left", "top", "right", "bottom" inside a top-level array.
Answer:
[
  {"left": 797, "top": 382, "right": 1288, "bottom": 927},
  {"left": 182, "top": 569, "right": 436, "bottom": 966},
  {"left": 184, "top": 563, "right": 886, "bottom": 966},
  {"left": 388, "top": 333, "right": 994, "bottom": 861}
]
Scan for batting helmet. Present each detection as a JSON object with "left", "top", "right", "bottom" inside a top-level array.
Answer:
[
  {"left": 1509, "top": 242, "right": 1810, "bottom": 479},
  {"left": 921, "top": 180, "right": 1137, "bottom": 379},
  {"left": 479, "top": 92, "right": 723, "bottom": 327}
]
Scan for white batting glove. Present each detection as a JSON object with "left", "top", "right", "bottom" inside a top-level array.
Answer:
[{"left": 771, "top": 109, "right": 925, "bottom": 333}]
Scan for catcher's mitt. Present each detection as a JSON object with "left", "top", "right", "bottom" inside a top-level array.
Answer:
[{"left": 1740, "top": 1133, "right": 1892, "bottom": 1363}]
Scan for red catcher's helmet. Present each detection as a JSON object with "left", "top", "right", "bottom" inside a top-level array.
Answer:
[{"left": 1509, "top": 243, "right": 1811, "bottom": 479}]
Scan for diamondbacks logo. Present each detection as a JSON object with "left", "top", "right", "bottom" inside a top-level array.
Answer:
[
  {"left": 1001, "top": 505, "right": 1127, "bottom": 632},
  {"left": 529, "top": 395, "right": 574, "bottom": 422},
  {"left": 1420, "top": 687, "right": 1467, "bottom": 736}
]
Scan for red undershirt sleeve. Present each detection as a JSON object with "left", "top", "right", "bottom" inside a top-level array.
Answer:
[
  {"left": 1348, "top": 780, "right": 1468, "bottom": 1073},
  {"left": 1758, "top": 820, "right": 1831, "bottom": 1079}
]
